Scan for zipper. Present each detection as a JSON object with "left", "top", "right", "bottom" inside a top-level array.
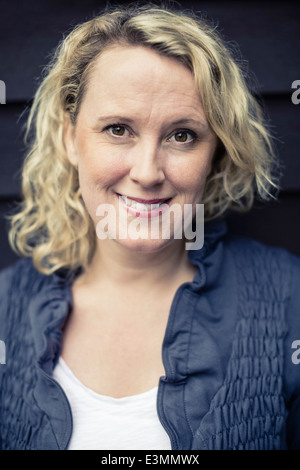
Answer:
[
  {"left": 157, "top": 378, "right": 178, "bottom": 449},
  {"left": 156, "top": 282, "right": 190, "bottom": 450}
]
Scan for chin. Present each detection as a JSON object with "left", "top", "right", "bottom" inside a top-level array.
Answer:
[{"left": 113, "top": 236, "right": 175, "bottom": 253}]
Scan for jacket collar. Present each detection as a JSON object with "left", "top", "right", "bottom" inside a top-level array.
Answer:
[
  {"left": 188, "top": 217, "right": 228, "bottom": 291},
  {"left": 29, "top": 217, "right": 228, "bottom": 368}
]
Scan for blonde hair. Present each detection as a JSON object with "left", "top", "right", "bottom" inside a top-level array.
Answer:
[{"left": 9, "top": 4, "right": 279, "bottom": 274}]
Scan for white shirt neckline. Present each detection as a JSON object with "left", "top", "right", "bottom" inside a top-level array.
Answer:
[
  {"left": 53, "top": 356, "right": 171, "bottom": 450},
  {"left": 57, "top": 356, "right": 159, "bottom": 404}
]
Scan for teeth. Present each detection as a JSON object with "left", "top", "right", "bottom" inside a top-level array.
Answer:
[{"left": 120, "top": 195, "right": 166, "bottom": 211}]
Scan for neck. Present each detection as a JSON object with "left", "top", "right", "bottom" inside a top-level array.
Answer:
[{"left": 79, "top": 238, "right": 194, "bottom": 290}]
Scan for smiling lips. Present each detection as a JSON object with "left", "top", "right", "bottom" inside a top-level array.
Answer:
[{"left": 117, "top": 193, "right": 172, "bottom": 217}]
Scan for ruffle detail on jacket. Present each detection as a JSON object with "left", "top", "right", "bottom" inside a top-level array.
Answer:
[
  {"left": 28, "top": 268, "right": 74, "bottom": 449},
  {"left": 192, "top": 239, "right": 291, "bottom": 450},
  {"left": 28, "top": 271, "right": 73, "bottom": 373},
  {"left": 0, "top": 259, "right": 74, "bottom": 449}
]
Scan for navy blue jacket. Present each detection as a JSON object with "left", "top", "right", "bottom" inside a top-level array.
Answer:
[{"left": 0, "top": 219, "right": 300, "bottom": 450}]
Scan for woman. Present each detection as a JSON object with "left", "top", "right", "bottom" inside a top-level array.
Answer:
[{"left": 0, "top": 5, "right": 299, "bottom": 450}]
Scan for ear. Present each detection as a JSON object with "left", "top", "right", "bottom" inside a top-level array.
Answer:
[{"left": 64, "top": 114, "right": 79, "bottom": 167}]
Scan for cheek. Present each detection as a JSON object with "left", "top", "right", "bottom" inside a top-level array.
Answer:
[
  {"left": 76, "top": 138, "right": 127, "bottom": 188},
  {"left": 75, "top": 144, "right": 127, "bottom": 220},
  {"left": 170, "top": 158, "right": 212, "bottom": 197},
  {"left": 78, "top": 159, "right": 125, "bottom": 189}
]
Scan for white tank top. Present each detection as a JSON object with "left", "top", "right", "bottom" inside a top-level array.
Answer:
[{"left": 53, "top": 357, "right": 172, "bottom": 450}]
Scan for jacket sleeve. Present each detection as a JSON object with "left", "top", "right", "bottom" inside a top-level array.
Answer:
[{"left": 283, "top": 250, "right": 300, "bottom": 450}]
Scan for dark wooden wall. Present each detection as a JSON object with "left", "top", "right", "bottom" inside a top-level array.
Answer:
[{"left": 0, "top": 0, "right": 299, "bottom": 270}]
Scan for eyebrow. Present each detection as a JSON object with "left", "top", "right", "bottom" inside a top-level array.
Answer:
[
  {"left": 169, "top": 118, "right": 208, "bottom": 129},
  {"left": 94, "top": 116, "right": 135, "bottom": 126},
  {"left": 93, "top": 115, "right": 208, "bottom": 130}
]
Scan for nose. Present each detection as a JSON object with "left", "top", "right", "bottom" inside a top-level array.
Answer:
[{"left": 129, "top": 139, "right": 165, "bottom": 188}]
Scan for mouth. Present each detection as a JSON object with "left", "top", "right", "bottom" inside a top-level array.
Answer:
[{"left": 116, "top": 193, "right": 172, "bottom": 217}]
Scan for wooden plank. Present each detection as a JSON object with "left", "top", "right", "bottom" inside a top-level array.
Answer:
[
  {"left": 0, "top": 103, "right": 27, "bottom": 197},
  {"left": 0, "top": 0, "right": 299, "bottom": 100},
  {"left": 263, "top": 94, "right": 300, "bottom": 191},
  {"left": 0, "top": 201, "right": 20, "bottom": 270}
]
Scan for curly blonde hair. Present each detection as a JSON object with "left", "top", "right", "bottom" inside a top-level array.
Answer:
[{"left": 9, "top": 4, "right": 278, "bottom": 274}]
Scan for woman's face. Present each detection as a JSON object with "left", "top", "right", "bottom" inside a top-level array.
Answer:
[{"left": 65, "top": 45, "right": 217, "bottom": 252}]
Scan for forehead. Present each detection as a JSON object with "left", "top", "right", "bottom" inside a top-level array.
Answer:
[{"left": 79, "top": 45, "right": 207, "bottom": 124}]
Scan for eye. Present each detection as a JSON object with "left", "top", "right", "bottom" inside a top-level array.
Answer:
[
  {"left": 105, "top": 125, "right": 130, "bottom": 137},
  {"left": 168, "top": 130, "right": 197, "bottom": 144}
]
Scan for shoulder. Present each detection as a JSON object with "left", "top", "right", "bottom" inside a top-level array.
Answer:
[
  {"left": 0, "top": 257, "right": 76, "bottom": 302},
  {"left": 0, "top": 257, "right": 73, "bottom": 349},
  {"left": 219, "top": 233, "right": 300, "bottom": 319},
  {"left": 202, "top": 218, "right": 300, "bottom": 278},
  {"left": 225, "top": 233, "right": 300, "bottom": 283},
  {"left": 226, "top": 231, "right": 298, "bottom": 261},
  {"left": 0, "top": 258, "right": 55, "bottom": 326},
  {"left": 0, "top": 257, "right": 44, "bottom": 294}
]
